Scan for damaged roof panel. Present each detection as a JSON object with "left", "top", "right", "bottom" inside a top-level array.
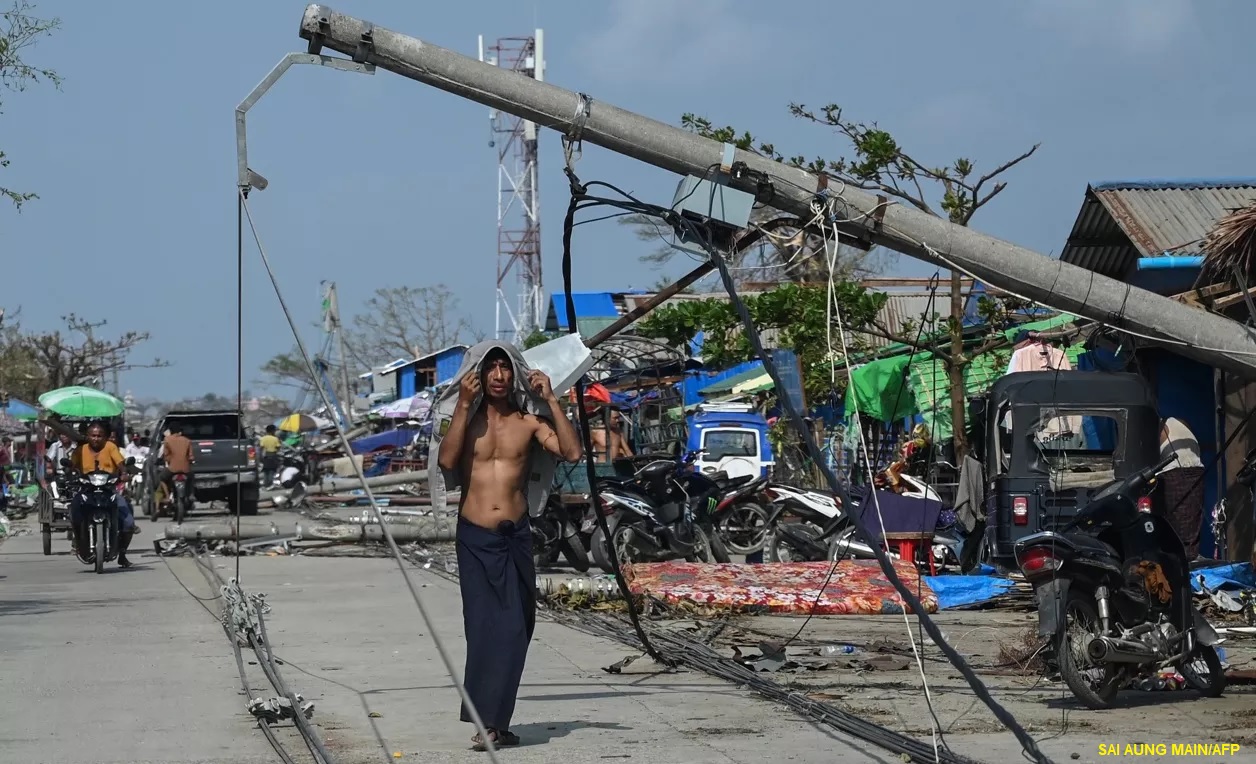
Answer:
[{"left": 1061, "top": 178, "right": 1256, "bottom": 278}]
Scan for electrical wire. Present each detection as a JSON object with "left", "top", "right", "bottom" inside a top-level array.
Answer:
[
  {"left": 186, "top": 544, "right": 309, "bottom": 764},
  {"left": 683, "top": 218, "right": 1052, "bottom": 764},
  {"left": 548, "top": 607, "right": 985, "bottom": 764},
  {"left": 812, "top": 203, "right": 946, "bottom": 759},
  {"left": 766, "top": 215, "right": 940, "bottom": 652},
  {"left": 235, "top": 191, "right": 245, "bottom": 584},
  {"left": 560, "top": 169, "right": 671, "bottom": 667},
  {"left": 918, "top": 242, "right": 1256, "bottom": 358},
  {"left": 237, "top": 191, "right": 504, "bottom": 763},
  {"left": 553, "top": 170, "right": 1050, "bottom": 763}
]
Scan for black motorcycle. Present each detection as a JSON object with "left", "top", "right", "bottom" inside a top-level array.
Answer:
[
  {"left": 589, "top": 452, "right": 729, "bottom": 573},
  {"left": 1015, "top": 454, "right": 1227, "bottom": 709},
  {"left": 62, "top": 457, "right": 133, "bottom": 574},
  {"left": 532, "top": 494, "right": 591, "bottom": 572},
  {"left": 149, "top": 467, "right": 193, "bottom": 524},
  {"left": 708, "top": 474, "right": 772, "bottom": 556}
]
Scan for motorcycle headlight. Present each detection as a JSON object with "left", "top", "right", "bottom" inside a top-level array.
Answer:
[{"left": 89, "top": 473, "right": 111, "bottom": 487}]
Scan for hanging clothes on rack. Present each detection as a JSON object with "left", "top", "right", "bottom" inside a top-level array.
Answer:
[
  {"left": 1006, "top": 338, "right": 1070, "bottom": 375},
  {"left": 1001, "top": 338, "right": 1083, "bottom": 441}
]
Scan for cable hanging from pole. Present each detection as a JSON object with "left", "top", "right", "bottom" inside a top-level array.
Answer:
[
  {"left": 560, "top": 167, "right": 672, "bottom": 667},
  {"left": 237, "top": 190, "right": 505, "bottom": 763}
]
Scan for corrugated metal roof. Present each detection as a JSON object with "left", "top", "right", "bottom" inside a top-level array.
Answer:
[
  {"left": 852, "top": 293, "right": 945, "bottom": 351},
  {"left": 548, "top": 292, "right": 620, "bottom": 330},
  {"left": 698, "top": 364, "right": 766, "bottom": 395},
  {"left": 1060, "top": 179, "right": 1256, "bottom": 278}
]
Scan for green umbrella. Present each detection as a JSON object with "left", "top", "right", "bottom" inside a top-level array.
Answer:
[{"left": 38, "top": 386, "right": 126, "bottom": 418}]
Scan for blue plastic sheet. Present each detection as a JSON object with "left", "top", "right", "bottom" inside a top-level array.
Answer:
[
  {"left": 1191, "top": 562, "right": 1256, "bottom": 593},
  {"left": 924, "top": 573, "right": 1015, "bottom": 609},
  {"left": 927, "top": 562, "right": 1256, "bottom": 609}
]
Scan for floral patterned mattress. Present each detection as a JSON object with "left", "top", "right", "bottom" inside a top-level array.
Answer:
[{"left": 624, "top": 559, "right": 938, "bottom": 615}]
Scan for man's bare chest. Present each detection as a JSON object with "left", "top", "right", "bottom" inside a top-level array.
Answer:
[{"left": 468, "top": 417, "right": 532, "bottom": 462}]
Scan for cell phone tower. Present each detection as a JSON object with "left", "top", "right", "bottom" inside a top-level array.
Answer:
[{"left": 479, "top": 31, "right": 545, "bottom": 345}]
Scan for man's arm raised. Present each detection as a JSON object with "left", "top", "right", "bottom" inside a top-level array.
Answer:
[
  {"left": 437, "top": 372, "right": 480, "bottom": 472},
  {"left": 528, "top": 370, "right": 583, "bottom": 463}
]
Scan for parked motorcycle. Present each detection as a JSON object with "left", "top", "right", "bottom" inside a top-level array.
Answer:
[
  {"left": 62, "top": 456, "right": 133, "bottom": 574},
  {"left": 533, "top": 495, "right": 591, "bottom": 572},
  {"left": 589, "top": 452, "right": 725, "bottom": 573},
  {"left": 709, "top": 474, "right": 772, "bottom": 556},
  {"left": 1015, "top": 453, "right": 1226, "bottom": 709},
  {"left": 764, "top": 474, "right": 942, "bottom": 563}
]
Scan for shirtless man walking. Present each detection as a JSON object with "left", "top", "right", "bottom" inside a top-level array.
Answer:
[{"left": 437, "top": 346, "right": 582, "bottom": 750}]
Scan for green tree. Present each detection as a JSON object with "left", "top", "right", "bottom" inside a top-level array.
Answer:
[
  {"left": 1, "top": 1, "right": 61, "bottom": 210},
  {"left": 637, "top": 282, "right": 888, "bottom": 406},
  {"left": 522, "top": 329, "right": 557, "bottom": 350},
  {"left": 680, "top": 105, "right": 1039, "bottom": 455}
]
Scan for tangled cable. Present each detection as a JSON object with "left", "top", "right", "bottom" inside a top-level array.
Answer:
[{"left": 555, "top": 166, "right": 1054, "bottom": 764}]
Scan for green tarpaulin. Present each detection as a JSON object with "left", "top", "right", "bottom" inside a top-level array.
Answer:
[
  {"left": 846, "top": 313, "right": 1081, "bottom": 440},
  {"left": 909, "top": 319, "right": 1083, "bottom": 441},
  {"left": 845, "top": 354, "right": 917, "bottom": 422}
]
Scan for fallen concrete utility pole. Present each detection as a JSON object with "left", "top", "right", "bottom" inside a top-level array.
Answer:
[
  {"left": 163, "top": 519, "right": 455, "bottom": 543},
  {"left": 306, "top": 493, "right": 435, "bottom": 506},
  {"left": 298, "top": 5, "right": 1256, "bottom": 379},
  {"left": 260, "top": 469, "right": 426, "bottom": 500},
  {"left": 584, "top": 224, "right": 777, "bottom": 347}
]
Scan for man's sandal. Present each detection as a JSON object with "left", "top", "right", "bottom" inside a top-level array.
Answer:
[{"left": 471, "top": 729, "right": 520, "bottom": 751}]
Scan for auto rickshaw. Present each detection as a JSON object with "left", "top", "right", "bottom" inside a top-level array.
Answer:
[{"left": 968, "top": 371, "right": 1161, "bottom": 570}]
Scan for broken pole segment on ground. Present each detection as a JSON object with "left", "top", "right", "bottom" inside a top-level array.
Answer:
[
  {"left": 298, "top": 4, "right": 1256, "bottom": 379},
  {"left": 162, "top": 519, "right": 456, "bottom": 543}
]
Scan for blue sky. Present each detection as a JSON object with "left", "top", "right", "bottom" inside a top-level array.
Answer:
[{"left": 2, "top": 0, "right": 1251, "bottom": 399}]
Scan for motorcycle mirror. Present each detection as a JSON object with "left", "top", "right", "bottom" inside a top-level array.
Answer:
[
  {"left": 126, "top": 457, "right": 136, "bottom": 466},
  {"left": 60, "top": 457, "right": 71, "bottom": 467}
]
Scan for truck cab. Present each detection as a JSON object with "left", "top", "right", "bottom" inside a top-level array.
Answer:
[
  {"left": 685, "top": 403, "right": 774, "bottom": 479},
  {"left": 147, "top": 410, "right": 260, "bottom": 516}
]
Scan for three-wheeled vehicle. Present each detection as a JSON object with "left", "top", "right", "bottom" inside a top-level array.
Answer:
[{"left": 970, "top": 371, "right": 1161, "bottom": 570}]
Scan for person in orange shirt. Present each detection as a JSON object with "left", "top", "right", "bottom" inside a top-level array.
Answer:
[{"left": 71, "top": 422, "right": 137, "bottom": 567}]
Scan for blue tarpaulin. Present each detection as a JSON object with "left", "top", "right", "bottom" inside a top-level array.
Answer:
[
  {"left": 1, "top": 397, "right": 38, "bottom": 420},
  {"left": 924, "top": 570, "right": 1014, "bottom": 610},
  {"left": 349, "top": 426, "right": 425, "bottom": 455},
  {"left": 1192, "top": 562, "right": 1256, "bottom": 593},
  {"left": 927, "top": 562, "right": 1256, "bottom": 609}
]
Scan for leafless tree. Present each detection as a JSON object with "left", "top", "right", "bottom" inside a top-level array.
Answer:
[
  {"left": 0, "top": 312, "right": 167, "bottom": 399},
  {"left": 1, "top": 1, "right": 61, "bottom": 210},
  {"left": 348, "top": 285, "right": 479, "bottom": 367}
]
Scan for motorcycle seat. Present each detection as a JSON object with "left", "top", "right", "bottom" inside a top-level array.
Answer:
[
  {"left": 1063, "top": 533, "right": 1114, "bottom": 555},
  {"left": 715, "top": 474, "right": 756, "bottom": 489},
  {"left": 596, "top": 476, "right": 637, "bottom": 487}
]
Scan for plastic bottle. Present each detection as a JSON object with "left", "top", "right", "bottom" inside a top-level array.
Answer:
[{"left": 820, "top": 644, "right": 859, "bottom": 657}]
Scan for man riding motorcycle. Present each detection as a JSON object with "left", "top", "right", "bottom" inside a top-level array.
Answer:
[
  {"left": 71, "top": 423, "right": 136, "bottom": 568},
  {"left": 155, "top": 423, "right": 195, "bottom": 510}
]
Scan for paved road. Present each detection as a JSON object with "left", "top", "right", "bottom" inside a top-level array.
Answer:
[
  {"left": 0, "top": 523, "right": 276, "bottom": 764},
  {"left": 2, "top": 512, "right": 1139, "bottom": 764}
]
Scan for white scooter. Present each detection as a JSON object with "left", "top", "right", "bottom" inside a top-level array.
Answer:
[
  {"left": 126, "top": 454, "right": 147, "bottom": 504},
  {"left": 764, "top": 474, "right": 941, "bottom": 563}
]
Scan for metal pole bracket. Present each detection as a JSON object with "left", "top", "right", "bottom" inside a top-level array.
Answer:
[{"left": 235, "top": 52, "right": 376, "bottom": 192}]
